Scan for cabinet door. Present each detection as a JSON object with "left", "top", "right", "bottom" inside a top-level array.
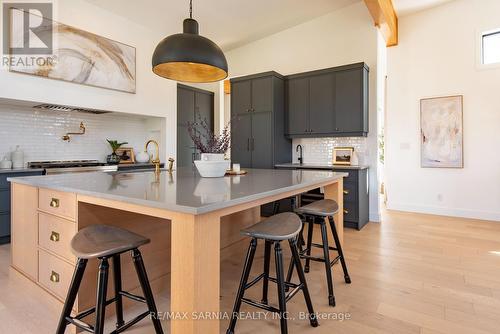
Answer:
[
  {"left": 177, "top": 87, "right": 195, "bottom": 167},
  {"left": 251, "top": 77, "right": 273, "bottom": 113},
  {"left": 309, "top": 73, "right": 335, "bottom": 135},
  {"left": 11, "top": 183, "right": 38, "bottom": 281},
  {"left": 334, "top": 68, "right": 364, "bottom": 133},
  {"left": 251, "top": 112, "right": 273, "bottom": 169},
  {"left": 287, "top": 77, "right": 309, "bottom": 135},
  {"left": 231, "top": 114, "right": 252, "bottom": 168},
  {"left": 231, "top": 80, "right": 252, "bottom": 115}
]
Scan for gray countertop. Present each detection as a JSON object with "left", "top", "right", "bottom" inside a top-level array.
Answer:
[
  {"left": 275, "top": 163, "right": 369, "bottom": 170},
  {"left": 8, "top": 168, "right": 347, "bottom": 215},
  {"left": 0, "top": 168, "right": 44, "bottom": 174}
]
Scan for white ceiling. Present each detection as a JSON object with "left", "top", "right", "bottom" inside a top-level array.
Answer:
[
  {"left": 84, "top": 0, "right": 359, "bottom": 50},
  {"left": 393, "top": 0, "right": 456, "bottom": 16}
]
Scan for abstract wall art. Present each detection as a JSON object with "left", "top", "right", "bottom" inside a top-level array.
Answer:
[
  {"left": 9, "top": 8, "right": 136, "bottom": 93},
  {"left": 420, "top": 95, "right": 463, "bottom": 168}
]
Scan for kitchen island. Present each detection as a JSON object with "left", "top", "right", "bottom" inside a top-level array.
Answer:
[{"left": 9, "top": 168, "right": 347, "bottom": 334}]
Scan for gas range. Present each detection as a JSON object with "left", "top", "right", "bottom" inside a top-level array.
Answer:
[{"left": 28, "top": 160, "right": 118, "bottom": 174}]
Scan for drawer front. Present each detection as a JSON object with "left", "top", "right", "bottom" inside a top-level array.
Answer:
[
  {"left": 0, "top": 213, "right": 10, "bottom": 238},
  {"left": 39, "top": 188, "right": 76, "bottom": 220},
  {"left": 343, "top": 201, "right": 359, "bottom": 222},
  {"left": 334, "top": 169, "right": 357, "bottom": 184},
  {"left": 342, "top": 182, "right": 357, "bottom": 203},
  {"left": 39, "top": 213, "right": 75, "bottom": 261},
  {"left": 38, "top": 249, "right": 75, "bottom": 301},
  {"left": 0, "top": 189, "right": 10, "bottom": 213}
]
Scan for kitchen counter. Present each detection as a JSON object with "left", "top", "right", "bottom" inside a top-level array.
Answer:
[
  {"left": 9, "top": 168, "right": 347, "bottom": 215},
  {"left": 9, "top": 167, "right": 347, "bottom": 334},
  {"left": 0, "top": 167, "right": 44, "bottom": 174},
  {"left": 275, "top": 162, "right": 369, "bottom": 170}
]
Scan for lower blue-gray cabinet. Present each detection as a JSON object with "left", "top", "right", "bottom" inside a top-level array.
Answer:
[{"left": 0, "top": 171, "right": 43, "bottom": 244}]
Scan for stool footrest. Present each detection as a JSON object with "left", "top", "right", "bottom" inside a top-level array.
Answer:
[
  {"left": 244, "top": 273, "right": 300, "bottom": 291},
  {"left": 299, "top": 253, "right": 341, "bottom": 267},
  {"left": 110, "top": 310, "right": 150, "bottom": 334},
  {"left": 75, "top": 297, "right": 117, "bottom": 320},
  {"left": 242, "top": 298, "right": 280, "bottom": 313},
  {"left": 65, "top": 317, "right": 94, "bottom": 333},
  {"left": 309, "top": 242, "right": 338, "bottom": 251},
  {"left": 120, "top": 291, "right": 147, "bottom": 304}
]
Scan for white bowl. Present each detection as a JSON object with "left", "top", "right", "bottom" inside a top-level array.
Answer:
[{"left": 194, "top": 160, "right": 230, "bottom": 178}]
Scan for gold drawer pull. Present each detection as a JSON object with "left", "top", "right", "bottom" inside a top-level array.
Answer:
[
  {"left": 50, "top": 198, "right": 60, "bottom": 208},
  {"left": 50, "top": 271, "right": 60, "bottom": 283},
  {"left": 50, "top": 231, "right": 60, "bottom": 242},
  {"left": 343, "top": 209, "right": 349, "bottom": 214},
  {"left": 343, "top": 190, "right": 349, "bottom": 195}
]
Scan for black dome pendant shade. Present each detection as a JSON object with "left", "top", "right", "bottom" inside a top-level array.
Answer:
[{"left": 152, "top": 0, "right": 228, "bottom": 83}]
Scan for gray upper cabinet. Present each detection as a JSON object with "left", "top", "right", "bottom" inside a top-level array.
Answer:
[
  {"left": 286, "top": 62, "right": 369, "bottom": 138},
  {"left": 231, "top": 72, "right": 291, "bottom": 169},
  {"left": 177, "top": 84, "right": 214, "bottom": 167}
]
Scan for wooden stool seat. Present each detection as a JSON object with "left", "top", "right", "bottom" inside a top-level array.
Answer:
[
  {"left": 241, "top": 212, "right": 302, "bottom": 241},
  {"left": 295, "top": 199, "right": 339, "bottom": 217},
  {"left": 71, "top": 225, "right": 150, "bottom": 259}
]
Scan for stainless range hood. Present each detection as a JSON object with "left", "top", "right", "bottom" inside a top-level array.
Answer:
[{"left": 33, "top": 103, "right": 111, "bottom": 115}]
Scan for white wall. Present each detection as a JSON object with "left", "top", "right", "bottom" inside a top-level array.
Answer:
[
  {"left": 0, "top": 0, "right": 177, "bottom": 163},
  {"left": 386, "top": 0, "right": 500, "bottom": 221},
  {"left": 226, "top": 2, "right": 381, "bottom": 222}
]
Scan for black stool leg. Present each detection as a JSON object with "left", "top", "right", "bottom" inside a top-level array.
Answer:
[
  {"left": 328, "top": 216, "right": 351, "bottom": 284},
  {"left": 320, "top": 221, "right": 335, "bottom": 307},
  {"left": 285, "top": 221, "right": 306, "bottom": 287},
  {"left": 289, "top": 239, "right": 318, "bottom": 327},
  {"left": 56, "top": 258, "right": 87, "bottom": 334},
  {"left": 274, "top": 242, "right": 288, "bottom": 334},
  {"left": 227, "top": 238, "right": 258, "bottom": 334},
  {"left": 304, "top": 217, "right": 314, "bottom": 273},
  {"left": 112, "top": 254, "right": 125, "bottom": 329},
  {"left": 261, "top": 240, "right": 271, "bottom": 304},
  {"left": 95, "top": 258, "right": 110, "bottom": 334},
  {"left": 131, "top": 249, "right": 164, "bottom": 334},
  {"left": 272, "top": 201, "right": 280, "bottom": 215}
]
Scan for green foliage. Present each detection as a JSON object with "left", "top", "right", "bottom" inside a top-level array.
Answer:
[{"left": 107, "top": 139, "right": 128, "bottom": 153}]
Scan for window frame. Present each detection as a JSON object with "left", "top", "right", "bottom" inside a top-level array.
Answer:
[{"left": 477, "top": 27, "right": 500, "bottom": 70}]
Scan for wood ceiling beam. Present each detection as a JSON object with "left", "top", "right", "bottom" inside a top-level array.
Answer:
[{"left": 364, "top": 0, "right": 398, "bottom": 47}]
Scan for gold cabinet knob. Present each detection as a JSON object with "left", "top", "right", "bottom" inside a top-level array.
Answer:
[
  {"left": 343, "top": 190, "right": 349, "bottom": 195},
  {"left": 50, "top": 271, "right": 60, "bottom": 283},
  {"left": 343, "top": 209, "right": 349, "bottom": 214},
  {"left": 50, "top": 231, "right": 60, "bottom": 242},
  {"left": 50, "top": 198, "right": 60, "bottom": 208}
]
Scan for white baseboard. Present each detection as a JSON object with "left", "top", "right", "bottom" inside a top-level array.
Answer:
[
  {"left": 369, "top": 212, "right": 381, "bottom": 223},
  {"left": 386, "top": 202, "right": 500, "bottom": 222}
]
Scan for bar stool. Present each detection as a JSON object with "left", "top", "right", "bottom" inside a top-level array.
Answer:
[
  {"left": 287, "top": 199, "right": 351, "bottom": 307},
  {"left": 226, "top": 212, "right": 318, "bottom": 334},
  {"left": 56, "top": 225, "right": 164, "bottom": 334}
]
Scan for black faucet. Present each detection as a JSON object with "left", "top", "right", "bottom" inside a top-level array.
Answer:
[{"left": 296, "top": 145, "right": 303, "bottom": 164}]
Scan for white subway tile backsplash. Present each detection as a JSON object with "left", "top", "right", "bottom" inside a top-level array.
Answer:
[
  {"left": 0, "top": 106, "right": 161, "bottom": 165},
  {"left": 292, "top": 137, "right": 368, "bottom": 165}
]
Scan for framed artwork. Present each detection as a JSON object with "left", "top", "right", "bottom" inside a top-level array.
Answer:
[
  {"left": 333, "top": 147, "right": 354, "bottom": 165},
  {"left": 8, "top": 7, "right": 136, "bottom": 93},
  {"left": 116, "top": 148, "right": 135, "bottom": 164},
  {"left": 420, "top": 95, "right": 463, "bottom": 168}
]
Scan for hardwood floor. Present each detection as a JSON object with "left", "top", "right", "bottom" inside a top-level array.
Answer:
[{"left": 1, "top": 209, "right": 500, "bottom": 333}]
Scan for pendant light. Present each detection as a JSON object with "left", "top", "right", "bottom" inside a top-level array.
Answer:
[{"left": 152, "top": 0, "right": 228, "bottom": 83}]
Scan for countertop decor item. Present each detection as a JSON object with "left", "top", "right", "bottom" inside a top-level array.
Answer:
[
  {"left": 135, "top": 151, "right": 151, "bottom": 163},
  {"left": 8, "top": 7, "right": 136, "bottom": 93},
  {"left": 116, "top": 148, "right": 135, "bottom": 164},
  {"left": 188, "top": 115, "right": 230, "bottom": 177},
  {"left": 225, "top": 169, "right": 247, "bottom": 176},
  {"left": 420, "top": 95, "right": 463, "bottom": 168},
  {"left": 152, "top": 0, "right": 228, "bottom": 83},
  {"left": 0, "top": 156, "right": 12, "bottom": 169},
  {"left": 333, "top": 147, "right": 354, "bottom": 165},
  {"left": 11, "top": 146, "right": 24, "bottom": 169},
  {"left": 106, "top": 140, "right": 128, "bottom": 165}
]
